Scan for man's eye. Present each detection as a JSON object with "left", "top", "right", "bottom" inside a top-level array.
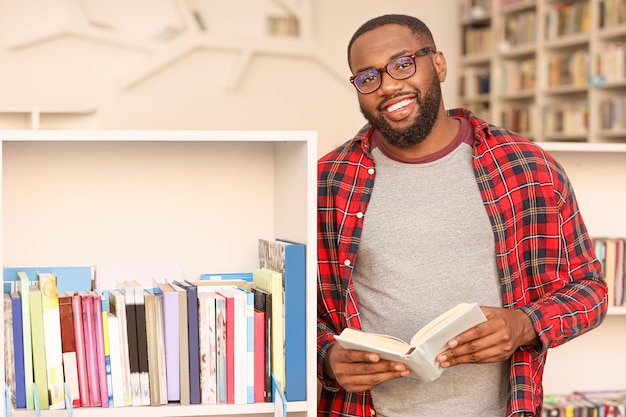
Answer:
[{"left": 358, "top": 71, "right": 379, "bottom": 85}]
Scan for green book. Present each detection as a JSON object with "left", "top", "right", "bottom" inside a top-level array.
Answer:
[{"left": 29, "top": 286, "right": 49, "bottom": 410}]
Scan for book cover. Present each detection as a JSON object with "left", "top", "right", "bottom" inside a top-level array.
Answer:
[
  {"left": 9, "top": 292, "right": 26, "bottom": 408},
  {"left": 334, "top": 302, "right": 487, "bottom": 382},
  {"left": 143, "top": 289, "right": 160, "bottom": 406},
  {"left": 172, "top": 280, "right": 200, "bottom": 405},
  {"left": 29, "top": 286, "right": 50, "bottom": 410},
  {"left": 155, "top": 281, "right": 180, "bottom": 402},
  {"left": 4, "top": 293, "right": 16, "bottom": 410},
  {"left": 252, "top": 287, "right": 272, "bottom": 402},
  {"left": 252, "top": 267, "right": 284, "bottom": 396},
  {"left": 17, "top": 272, "right": 34, "bottom": 409},
  {"left": 38, "top": 273, "right": 65, "bottom": 409},
  {"left": 198, "top": 291, "right": 218, "bottom": 405},
  {"left": 258, "top": 238, "right": 307, "bottom": 401},
  {"left": 58, "top": 293, "right": 80, "bottom": 408},
  {"left": 169, "top": 282, "right": 190, "bottom": 406},
  {"left": 108, "top": 289, "right": 132, "bottom": 406},
  {"left": 70, "top": 292, "right": 89, "bottom": 407},
  {"left": 79, "top": 290, "right": 101, "bottom": 407},
  {"left": 106, "top": 313, "right": 125, "bottom": 407},
  {"left": 92, "top": 291, "right": 109, "bottom": 407}
]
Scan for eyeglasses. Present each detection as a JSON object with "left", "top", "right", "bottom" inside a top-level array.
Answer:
[{"left": 349, "top": 46, "right": 436, "bottom": 94}]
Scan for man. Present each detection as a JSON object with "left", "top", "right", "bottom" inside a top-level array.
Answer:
[{"left": 317, "top": 14, "right": 607, "bottom": 417}]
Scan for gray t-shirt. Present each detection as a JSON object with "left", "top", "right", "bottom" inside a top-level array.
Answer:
[{"left": 352, "top": 120, "right": 509, "bottom": 417}]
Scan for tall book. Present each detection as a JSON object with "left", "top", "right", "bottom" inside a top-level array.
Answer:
[
  {"left": 108, "top": 289, "right": 132, "bottom": 406},
  {"left": 70, "top": 292, "right": 89, "bottom": 407},
  {"left": 258, "top": 238, "right": 307, "bottom": 401},
  {"left": 169, "top": 282, "right": 190, "bottom": 405},
  {"left": 198, "top": 292, "right": 218, "bottom": 405},
  {"left": 4, "top": 293, "right": 16, "bottom": 410},
  {"left": 38, "top": 273, "right": 65, "bottom": 409},
  {"left": 252, "top": 267, "right": 284, "bottom": 397},
  {"left": 154, "top": 288, "right": 168, "bottom": 405},
  {"left": 119, "top": 282, "right": 141, "bottom": 406},
  {"left": 58, "top": 293, "right": 80, "bottom": 408},
  {"left": 9, "top": 292, "right": 26, "bottom": 408},
  {"left": 131, "top": 281, "right": 150, "bottom": 406},
  {"left": 92, "top": 291, "right": 109, "bottom": 408},
  {"left": 252, "top": 286, "right": 271, "bottom": 402},
  {"left": 216, "top": 286, "right": 248, "bottom": 405},
  {"left": 155, "top": 281, "right": 180, "bottom": 402},
  {"left": 106, "top": 313, "right": 125, "bottom": 407},
  {"left": 144, "top": 289, "right": 161, "bottom": 406},
  {"left": 29, "top": 286, "right": 50, "bottom": 410},
  {"left": 79, "top": 290, "right": 101, "bottom": 407},
  {"left": 172, "top": 280, "right": 201, "bottom": 404},
  {"left": 98, "top": 291, "right": 114, "bottom": 407},
  {"left": 17, "top": 272, "right": 34, "bottom": 409}
]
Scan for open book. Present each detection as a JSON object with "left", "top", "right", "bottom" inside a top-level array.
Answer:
[{"left": 334, "top": 302, "right": 486, "bottom": 382}]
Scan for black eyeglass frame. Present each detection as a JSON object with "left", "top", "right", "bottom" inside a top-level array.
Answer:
[{"left": 349, "top": 46, "right": 436, "bottom": 94}]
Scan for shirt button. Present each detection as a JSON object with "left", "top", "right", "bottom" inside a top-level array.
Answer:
[
  {"left": 356, "top": 212, "right": 364, "bottom": 218},
  {"left": 343, "top": 259, "right": 351, "bottom": 267},
  {"left": 368, "top": 168, "right": 375, "bottom": 175}
]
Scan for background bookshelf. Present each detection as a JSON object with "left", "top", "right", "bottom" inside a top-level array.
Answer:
[
  {"left": 0, "top": 129, "right": 318, "bottom": 417},
  {"left": 459, "top": 0, "right": 626, "bottom": 143}
]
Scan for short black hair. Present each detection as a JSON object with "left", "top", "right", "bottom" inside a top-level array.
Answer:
[{"left": 347, "top": 14, "right": 436, "bottom": 64}]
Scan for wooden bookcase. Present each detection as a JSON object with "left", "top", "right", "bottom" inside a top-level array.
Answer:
[
  {"left": 0, "top": 129, "right": 317, "bottom": 417},
  {"left": 459, "top": 0, "right": 626, "bottom": 143}
]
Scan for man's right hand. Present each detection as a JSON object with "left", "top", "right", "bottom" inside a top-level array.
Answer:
[{"left": 324, "top": 341, "right": 412, "bottom": 392}]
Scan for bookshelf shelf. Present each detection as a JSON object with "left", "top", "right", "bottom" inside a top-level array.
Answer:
[{"left": 0, "top": 129, "right": 318, "bottom": 416}]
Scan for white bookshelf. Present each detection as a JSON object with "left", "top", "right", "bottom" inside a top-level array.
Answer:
[{"left": 0, "top": 129, "right": 318, "bottom": 417}]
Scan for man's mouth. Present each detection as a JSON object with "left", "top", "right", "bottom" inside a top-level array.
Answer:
[{"left": 385, "top": 98, "right": 413, "bottom": 113}]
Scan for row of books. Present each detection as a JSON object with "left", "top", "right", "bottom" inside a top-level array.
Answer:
[
  {"left": 545, "top": 1, "right": 591, "bottom": 41},
  {"left": 543, "top": 391, "right": 626, "bottom": 416},
  {"left": 594, "top": 237, "right": 626, "bottom": 307},
  {"left": 497, "top": 10, "right": 537, "bottom": 51},
  {"left": 599, "top": 0, "right": 626, "bottom": 29},
  {"left": 543, "top": 101, "right": 589, "bottom": 136},
  {"left": 2, "top": 238, "right": 306, "bottom": 411},
  {"left": 548, "top": 51, "right": 590, "bottom": 88},
  {"left": 599, "top": 96, "right": 626, "bottom": 132}
]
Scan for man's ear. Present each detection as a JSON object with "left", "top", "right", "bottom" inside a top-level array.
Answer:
[{"left": 433, "top": 51, "right": 447, "bottom": 83}]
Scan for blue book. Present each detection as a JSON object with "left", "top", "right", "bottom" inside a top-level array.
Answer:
[
  {"left": 10, "top": 292, "right": 26, "bottom": 408},
  {"left": 236, "top": 287, "right": 255, "bottom": 404},
  {"left": 3, "top": 266, "right": 93, "bottom": 294},
  {"left": 200, "top": 272, "right": 253, "bottom": 282},
  {"left": 258, "top": 239, "right": 307, "bottom": 401},
  {"left": 173, "top": 281, "right": 201, "bottom": 405}
]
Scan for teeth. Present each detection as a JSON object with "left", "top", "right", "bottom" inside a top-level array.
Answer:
[{"left": 386, "top": 98, "right": 412, "bottom": 112}]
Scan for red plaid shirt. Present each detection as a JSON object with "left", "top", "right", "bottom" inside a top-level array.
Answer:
[{"left": 317, "top": 108, "right": 607, "bottom": 417}]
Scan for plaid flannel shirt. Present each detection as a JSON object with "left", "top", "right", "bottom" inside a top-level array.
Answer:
[{"left": 317, "top": 108, "right": 607, "bottom": 417}]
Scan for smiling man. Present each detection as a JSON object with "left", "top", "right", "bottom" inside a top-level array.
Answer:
[{"left": 316, "top": 14, "right": 607, "bottom": 417}]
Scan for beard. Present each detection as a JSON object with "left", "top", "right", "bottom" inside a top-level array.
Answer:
[{"left": 360, "top": 75, "right": 443, "bottom": 148}]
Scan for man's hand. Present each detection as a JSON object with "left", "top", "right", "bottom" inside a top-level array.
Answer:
[
  {"left": 437, "top": 306, "right": 540, "bottom": 368},
  {"left": 325, "top": 342, "right": 411, "bottom": 392}
]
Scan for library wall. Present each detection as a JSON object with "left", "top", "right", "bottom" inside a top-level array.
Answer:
[{"left": 0, "top": 0, "right": 461, "bottom": 156}]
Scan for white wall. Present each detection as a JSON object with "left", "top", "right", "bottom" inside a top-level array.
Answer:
[{"left": 0, "top": 0, "right": 460, "bottom": 156}]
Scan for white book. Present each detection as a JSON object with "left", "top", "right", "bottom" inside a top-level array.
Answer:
[{"left": 107, "top": 314, "right": 126, "bottom": 407}]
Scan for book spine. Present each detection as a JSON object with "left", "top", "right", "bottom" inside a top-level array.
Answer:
[
  {"left": 106, "top": 314, "right": 125, "bottom": 407},
  {"left": 179, "top": 282, "right": 200, "bottom": 404},
  {"left": 198, "top": 293, "right": 217, "bottom": 404},
  {"left": 253, "top": 309, "right": 266, "bottom": 403},
  {"left": 172, "top": 284, "right": 190, "bottom": 406},
  {"left": 92, "top": 293, "right": 109, "bottom": 407},
  {"left": 134, "top": 286, "right": 150, "bottom": 406},
  {"left": 81, "top": 292, "right": 101, "bottom": 407},
  {"left": 241, "top": 289, "right": 255, "bottom": 404},
  {"left": 162, "top": 292, "right": 180, "bottom": 402},
  {"left": 10, "top": 293, "right": 26, "bottom": 408},
  {"left": 100, "top": 293, "right": 114, "bottom": 407},
  {"left": 58, "top": 294, "right": 80, "bottom": 408},
  {"left": 4, "top": 294, "right": 16, "bottom": 410},
  {"left": 71, "top": 293, "right": 89, "bottom": 407},
  {"left": 214, "top": 295, "right": 227, "bottom": 405},
  {"left": 29, "top": 288, "right": 50, "bottom": 410},
  {"left": 39, "top": 273, "right": 66, "bottom": 409},
  {"left": 123, "top": 287, "right": 141, "bottom": 406},
  {"left": 18, "top": 273, "right": 34, "bottom": 410},
  {"left": 109, "top": 291, "right": 132, "bottom": 406}
]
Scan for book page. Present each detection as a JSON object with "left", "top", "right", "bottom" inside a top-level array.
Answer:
[
  {"left": 410, "top": 302, "right": 484, "bottom": 346},
  {"left": 335, "top": 328, "right": 410, "bottom": 354}
]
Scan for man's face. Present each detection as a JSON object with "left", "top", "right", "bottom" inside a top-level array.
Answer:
[{"left": 349, "top": 24, "right": 445, "bottom": 148}]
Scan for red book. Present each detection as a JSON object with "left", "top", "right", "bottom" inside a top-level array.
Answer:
[
  {"left": 253, "top": 309, "right": 266, "bottom": 403},
  {"left": 71, "top": 292, "right": 89, "bottom": 407},
  {"left": 92, "top": 292, "right": 109, "bottom": 407},
  {"left": 59, "top": 293, "right": 81, "bottom": 408},
  {"left": 80, "top": 291, "right": 101, "bottom": 407}
]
